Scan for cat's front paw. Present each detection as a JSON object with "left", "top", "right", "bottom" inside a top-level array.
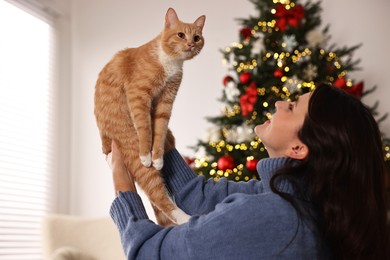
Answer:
[
  {"left": 153, "top": 158, "right": 164, "bottom": 170},
  {"left": 140, "top": 153, "right": 152, "bottom": 167}
]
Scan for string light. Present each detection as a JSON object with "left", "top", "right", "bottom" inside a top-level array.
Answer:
[
  {"left": 302, "top": 81, "right": 316, "bottom": 90},
  {"left": 236, "top": 60, "right": 258, "bottom": 72},
  {"left": 339, "top": 71, "right": 347, "bottom": 77},
  {"left": 251, "top": 140, "right": 260, "bottom": 149},
  {"left": 247, "top": 156, "right": 254, "bottom": 161},
  {"left": 250, "top": 111, "right": 258, "bottom": 121},
  {"left": 258, "top": 88, "right": 266, "bottom": 95},
  {"left": 273, "top": 0, "right": 291, "bottom": 4},
  {"left": 195, "top": 157, "right": 209, "bottom": 168},
  {"left": 224, "top": 104, "right": 240, "bottom": 118}
]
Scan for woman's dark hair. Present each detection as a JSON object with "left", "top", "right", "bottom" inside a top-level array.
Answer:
[{"left": 271, "top": 83, "right": 389, "bottom": 259}]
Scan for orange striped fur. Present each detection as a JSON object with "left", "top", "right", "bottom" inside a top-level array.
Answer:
[{"left": 94, "top": 8, "right": 205, "bottom": 225}]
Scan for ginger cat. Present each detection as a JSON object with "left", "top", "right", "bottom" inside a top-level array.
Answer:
[{"left": 94, "top": 8, "right": 205, "bottom": 225}]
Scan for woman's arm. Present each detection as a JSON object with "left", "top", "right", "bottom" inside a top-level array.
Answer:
[
  {"left": 110, "top": 190, "right": 274, "bottom": 260},
  {"left": 161, "top": 149, "right": 265, "bottom": 215}
]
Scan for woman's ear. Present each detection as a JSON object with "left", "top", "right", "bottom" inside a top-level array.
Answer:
[{"left": 286, "top": 143, "right": 309, "bottom": 160}]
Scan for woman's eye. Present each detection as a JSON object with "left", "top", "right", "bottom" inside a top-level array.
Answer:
[
  {"left": 288, "top": 103, "right": 294, "bottom": 110},
  {"left": 178, "top": 32, "right": 185, "bottom": 39},
  {"left": 194, "top": 35, "right": 200, "bottom": 42}
]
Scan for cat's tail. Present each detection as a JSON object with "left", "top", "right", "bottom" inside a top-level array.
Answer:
[
  {"left": 151, "top": 205, "right": 176, "bottom": 226},
  {"left": 122, "top": 147, "right": 190, "bottom": 226}
]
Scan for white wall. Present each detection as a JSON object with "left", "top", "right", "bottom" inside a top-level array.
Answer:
[{"left": 68, "top": 0, "right": 390, "bottom": 217}]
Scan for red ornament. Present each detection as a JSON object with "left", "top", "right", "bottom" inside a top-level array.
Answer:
[
  {"left": 246, "top": 158, "right": 260, "bottom": 172},
  {"left": 349, "top": 82, "right": 364, "bottom": 97},
  {"left": 217, "top": 155, "right": 236, "bottom": 171},
  {"left": 333, "top": 77, "right": 364, "bottom": 98},
  {"left": 239, "top": 71, "right": 252, "bottom": 84},
  {"left": 240, "top": 26, "right": 252, "bottom": 41},
  {"left": 333, "top": 77, "right": 347, "bottom": 88},
  {"left": 223, "top": 75, "right": 234, "bottom": 87},
  {"left": 184, "top": 156, "right": 195, "bottom": 168},
  {"left": 239, "top": 82, "right": 258, "bottom": 117},
  {"left": 274, "top": 3, "right": 305, "bottom": 32},
  {"left": 273, "top": 69, "right": 284, "bottom": 78}
]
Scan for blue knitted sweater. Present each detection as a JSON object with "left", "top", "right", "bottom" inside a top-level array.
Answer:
[{"left": 110, "top": 149, "right": 330, "bottom": 259}]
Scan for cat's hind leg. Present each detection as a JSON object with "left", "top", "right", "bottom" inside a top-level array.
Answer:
[
  {"left": 101, "top": 134, "right": 112, "bottom": 155},
  {"left": 130, "top": 160, "right": 190, "bottom": 225}
]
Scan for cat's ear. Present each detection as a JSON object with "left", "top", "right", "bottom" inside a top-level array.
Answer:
[
  {"left": 165, "top": 8, "right": 179, "bottom": 29},
  {"left": 194, "top": 15, "right": 206, "bottom": 31}
]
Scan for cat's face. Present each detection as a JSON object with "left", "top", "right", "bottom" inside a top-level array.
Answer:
[
  {"left": 161, "top": 8, "right": 205, "bottom": 60},
  {"left": 162, "top": 24, "right": 204, "bottom": 60}
]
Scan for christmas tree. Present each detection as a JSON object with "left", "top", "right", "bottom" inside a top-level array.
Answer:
[{"left": 191, "top": 0, "right": 390, "bottom": 182}]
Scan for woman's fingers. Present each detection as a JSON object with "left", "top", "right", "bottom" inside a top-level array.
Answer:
[{"left": 110, "top": 140, "right": 137, "bottom": 195}]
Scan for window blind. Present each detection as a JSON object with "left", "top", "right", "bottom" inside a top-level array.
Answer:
[{"left": 0, "top": 1, "right": 58, "bottom": 259}]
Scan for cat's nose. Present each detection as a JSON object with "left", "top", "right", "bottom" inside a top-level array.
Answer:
[{"left": 187, "top": 42, "right": 194, "bottom": 48}]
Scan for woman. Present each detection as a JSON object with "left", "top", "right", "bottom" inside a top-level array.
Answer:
[{"left": 108, "top": 83, "right": 389, "bottom": 259}]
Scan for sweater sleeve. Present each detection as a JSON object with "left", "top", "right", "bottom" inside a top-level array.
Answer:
[
  {"left": 161, "top": 149, "right": 265, "bottom": 215},
  {"left": 110, "top": 191, "right": 187, "bottom": 259},
  {"left": 110, "top": 191, "right": 279, "bottom": 260}
]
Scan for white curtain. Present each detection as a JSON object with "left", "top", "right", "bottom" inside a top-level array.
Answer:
[{"left": 0, "top": 0, "right": 58, "bottom": 258}]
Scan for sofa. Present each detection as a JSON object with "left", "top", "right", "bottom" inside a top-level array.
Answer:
[{"left": 42, "top": 214, "right": 126, "bottom": 260}]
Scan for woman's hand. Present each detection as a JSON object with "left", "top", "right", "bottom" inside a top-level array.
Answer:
[
  {"left": 107, "top": 140, "right": 137, "bottom": 196},
  {"left": 164, "top": 129, "right": 176, "bottom": 152}
]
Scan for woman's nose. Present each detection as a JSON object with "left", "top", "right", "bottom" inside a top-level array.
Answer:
[
  {"left": 275, "top": 101, "right": 283, "bottom": 110},
  {"left": 275, "top": 101, "right": 287, "bottom": 110}
]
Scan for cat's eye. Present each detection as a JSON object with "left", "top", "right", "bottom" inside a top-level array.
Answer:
[
  {"left": 178, "top": 32, "right": 185, "bottom": 39},
  {"left": 194, "top": 35, "right": 201, "bottom": 42}
]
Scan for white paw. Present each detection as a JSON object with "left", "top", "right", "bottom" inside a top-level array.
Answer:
[
  {"left": 172, "top": 209, "right": 190, "bottom": 225},
  {"left": 153, "top": 158, "right": 164, "bottom": 170},
  {"left": 140, "top": 153, "right": 152, "bottom": 167}
]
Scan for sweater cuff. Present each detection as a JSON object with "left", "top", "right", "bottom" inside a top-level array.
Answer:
[
  {"left": 162, "top": 149, "right": 198, "bottom": 197},
  {"left": 110, "top": 191, "right": 149, "bottom": 230}
]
